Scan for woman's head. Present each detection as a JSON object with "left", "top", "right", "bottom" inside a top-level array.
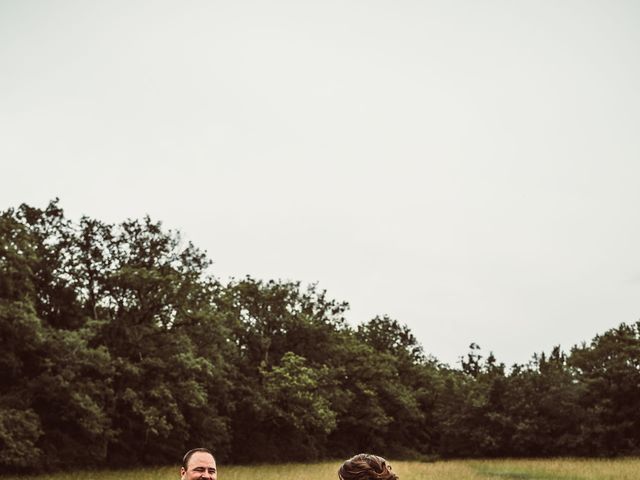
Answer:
[{"left": 338, "top": 454, "right": 398, "bottom": 480}]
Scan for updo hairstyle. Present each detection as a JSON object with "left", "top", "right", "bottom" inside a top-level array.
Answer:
[{"left": 338, "top": 453, "right": 398, "bottom": 480}]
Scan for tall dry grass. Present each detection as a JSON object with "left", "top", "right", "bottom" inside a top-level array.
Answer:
[
  {"left": 2, "top": 458, "right": 639, "bottom": 480},
  {"left": 394, "top": 458, "right": 640, "bottom": 480}
]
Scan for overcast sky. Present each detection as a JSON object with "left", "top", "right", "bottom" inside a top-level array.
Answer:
[{"left": 2, "top": 0, "right": 639, "bottom": 367}]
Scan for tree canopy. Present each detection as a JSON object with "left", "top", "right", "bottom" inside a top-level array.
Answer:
[{"left": 1, "top": 200, "right": 639, "bottom": 470}]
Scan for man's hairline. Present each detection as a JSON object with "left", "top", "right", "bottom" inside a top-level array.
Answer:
[{"left": 182, "top": 448, "right": 216, "bottom": 470}]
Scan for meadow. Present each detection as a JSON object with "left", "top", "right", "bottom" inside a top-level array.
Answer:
[{"left": 2, "top": 458, "right": 639, "bottom": 480}]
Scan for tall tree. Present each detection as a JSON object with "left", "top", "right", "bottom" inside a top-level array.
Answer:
[
  {"left": 214, "top": 278, "right": 348, "bottom": 461},
  {"left": 0, "top": 205, "right": 114, "bottom": 468},
  {"left": 569, "top": 322, "right": 640, "bottom": 455},
  {"left": 0, "top": 210, "right": 44, "bottom": 468},
  {"left": 85, "top": 216, "right": 230, "bottom": 465}
]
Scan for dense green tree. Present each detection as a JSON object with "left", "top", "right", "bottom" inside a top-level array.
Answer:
[
  {"left": 0, "top": 212, "right": 44, "bottom": 467},
  {"left": 1, "top": 202, "right": 235, "bottom": 467},
  {"left": 216, "top": 278, "right": 348, "bottom": 367},
  {"left": 499, "top": 347, "right": 584, "bottom": 456},
  {"left": 356, "top": 315, "right": 424, "bottom": 363},
  {"left": 0, "top": 407, "right": 42, "bottom": 468},
  {"left": 257, "top": 352, "right": 336, "bottom": 459},
  {"left": 214, "top": 278, "right": 348, "bottom": 461},
  {"left": 434, "top": 347, "right": 510, "bottom": 457},
  {"left": 324, "top": 317, "right": 438, "bottom": 458},
  {"left": 83, "top": 216, "right": 231, "bottom": 465},
  {"left": 0, "top": 205, "right": 114, "bottom": 468},
  {"left": 569, "top": 322, "right": 640, "bottom": 455},
  {"left": 3, "top": 199, "right": 640, "bottom": 468},
  {"left": 15, "top": 201, "right": 86, "bottom": 330}
]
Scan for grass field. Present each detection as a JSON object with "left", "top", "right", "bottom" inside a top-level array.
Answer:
[{"left": 2, "top": 458, "right": 639, "bottom": 480}]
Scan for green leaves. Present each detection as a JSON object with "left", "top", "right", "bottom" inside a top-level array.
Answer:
[
  {"left": 260, "top": 352, "right": 336, "bottom": 435},
  {"left": 2, "top": 199, "right": 640, "bottom": 469},
  {"left": 569, "top": 322, "right": 640, "bottom": 454},
  {"left": 0, "top": 408, "right": 43, "bottom": 467}
]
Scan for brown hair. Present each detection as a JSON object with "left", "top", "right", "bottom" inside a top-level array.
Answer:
[
  {"left": 338, "top": 454, "right": 398, "bottom": 480},
  {"left": 182, "top": 447, "right": 214, "bottom": 469}
]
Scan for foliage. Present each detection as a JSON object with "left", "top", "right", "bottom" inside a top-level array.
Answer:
[
  {"left": 569, "top": 322, "right": 640, "bottom": 455},
  {"left": 1, "top": 199, "right": 639, "bottom": 469}
]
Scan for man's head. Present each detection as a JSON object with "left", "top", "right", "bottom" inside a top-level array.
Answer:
[{"left": 181, "top": 448, "right": 217, "bottom": 480}]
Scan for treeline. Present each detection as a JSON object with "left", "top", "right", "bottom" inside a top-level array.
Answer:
[{"left": 1, "top": 201, "right": 639, "bottom": 470}]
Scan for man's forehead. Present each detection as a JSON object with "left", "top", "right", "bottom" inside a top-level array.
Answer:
[{"left": 188, "top": 452, "right": 216, "bottom": 467}]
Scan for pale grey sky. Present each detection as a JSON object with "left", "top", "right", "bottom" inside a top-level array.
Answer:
[{"left": 2, "top": 0, "right": 639, "bottom": 367}]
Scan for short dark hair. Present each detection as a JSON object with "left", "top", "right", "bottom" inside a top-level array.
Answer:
[
  {"left": 182, "top": 448, "right": 214, "bottom": 469},
  {"left": 338, "top": 453, "right": 398, "bottom": 480}
]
